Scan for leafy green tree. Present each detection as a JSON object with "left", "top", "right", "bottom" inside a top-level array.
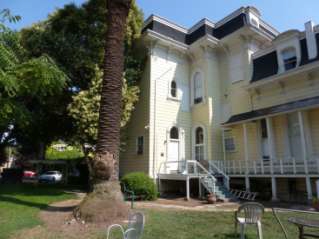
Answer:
[
  {"left": 0, "top": 19, "right": 67, "bottom": 163},
  {"left": 18, "top": 0, "right": 144, "bottom": 156},
  {"left": 20, "top": 0, "right": 143, "bottom": 90},
  {"left": 68, "top": 68, "right": 139, "bottom": 149}
]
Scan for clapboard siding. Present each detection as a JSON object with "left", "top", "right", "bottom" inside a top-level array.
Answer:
[{"left": 120, "top": 60, "right": 151, "bottom": 177}]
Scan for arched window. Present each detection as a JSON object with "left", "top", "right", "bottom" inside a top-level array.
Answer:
[
  {"left": 193, "top": 72, "right": 203, "bottom": 104},
  {"left": 195, "top": 127, "right": 204, "bottom": 161},
  {"left": 170, "top": 126, "right": 179, "bottom": 139},
  {"left": 170, "top": 80, "right": 177, "bottom": 98},
  {"left": 281, "top": 47, "right": 297, "bottom": 71}
]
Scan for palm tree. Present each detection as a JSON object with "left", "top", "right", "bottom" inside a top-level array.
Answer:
[{"left": 76, "top": 0, "right": 132, "bottom": 222}]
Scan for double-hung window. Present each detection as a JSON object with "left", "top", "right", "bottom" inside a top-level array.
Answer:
[
  {"left": 136, "top": 136, "right": 144, "bottom": 155},
  {"left": 193, "top": 72, "right": 203, "bottom": 104},
  {"left": 224, "top": 130, "right": 235, "bottom": 152}
]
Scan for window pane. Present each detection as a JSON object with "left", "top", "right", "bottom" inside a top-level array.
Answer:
[
  {"left": 170, "top": 127, "right": 179, "bottom": 139},
  {"left": 281, "top": 48, "right": 297, "bottom": 71},
  {"left": 225, "top": 138, "right": 235, "bottom": 151},
  {"left": 195, "top": 146, "right": 204, "bottom": 161},
  {"left": 137, "top": 136, "right": 143, "bottom": 154},
  {"left": 193, "top": 72, "right": 203, "bottom": 104},
  {"left": 170, "top": 81, "right": 177, "bottom": 97},
  {"left": 195, "top": 127, "right": 203, "bottom": 144}
]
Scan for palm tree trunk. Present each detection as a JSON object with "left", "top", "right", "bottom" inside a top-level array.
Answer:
[{"left": 75, "top": 0, "right": 132, "bottom": 223}]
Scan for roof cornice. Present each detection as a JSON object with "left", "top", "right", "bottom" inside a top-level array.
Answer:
[{"left": 143, "top": 15, "right": 188, "bottom": 34}]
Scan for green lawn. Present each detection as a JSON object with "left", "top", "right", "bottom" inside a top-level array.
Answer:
[
  {"left": 139, "top": 209, "right": 284, "bottom": 239},
  {"left": 0, "top": 184, "right": 76, "bottom": 239},
  {"left": 0, "top": 184, "right": 317, "bottom": 239}
]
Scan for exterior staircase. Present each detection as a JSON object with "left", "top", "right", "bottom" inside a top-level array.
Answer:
[
  {"left": 158, "top": 159, "right": 236, "bottom": 202},
  {"left": 200, "top": 176, "right": 235, "bottom": 202},
  {"left": 191, "top": 160, "right": 236, "bottom": 202}
]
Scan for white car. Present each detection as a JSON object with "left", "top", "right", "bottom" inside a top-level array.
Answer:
[{"left": 38, "top": 171, "right": 63, "bottom": 183}]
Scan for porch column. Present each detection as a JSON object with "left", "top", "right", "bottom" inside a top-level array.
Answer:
[
  {"left": 198, "top": 179, "right": 202, "bottom": 199},
  {"left": 222, "top": 129, "right": 226, "bottom": 161},
  {"left": 271, "top": 177, "right": 278, "bottom": 201},
  {"left": 298, "top": 111, "right": 309, "bottom": 174},
  {"left": 186, "top": 176, "right": 190, "bottom": 201},
  {"left": 266, "top": 117, "right": 275, "bottom": 174},
  {"left": 306, "top": 177, "right": 313, "bottom": 201},
  {"left": 245, "top": 177, "right": 250, "bottom": 192},
  {"left": 243, "top": 123, "right": 250, "bottom": 191}
]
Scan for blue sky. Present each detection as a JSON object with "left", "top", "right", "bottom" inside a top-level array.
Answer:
[{"left": 2, "top": 0, "right": 319, "bottom": 32}]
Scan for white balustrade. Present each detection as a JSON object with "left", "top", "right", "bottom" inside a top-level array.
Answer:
[{"left": 209, "top": 157, "right": 319, "bottom": 176}]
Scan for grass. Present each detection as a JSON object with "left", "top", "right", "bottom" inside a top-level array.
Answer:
[
  {"left": 0, "top": 184, "right": 317, "bottom": 239},
  {"left": 138, "top": 210, "right": 284, "bottom": 239},
  {"left": 0, "top": 184, "right": 76, "bottom": 239}
]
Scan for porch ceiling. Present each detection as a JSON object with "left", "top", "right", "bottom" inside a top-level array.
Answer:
[{"left": 223, "top": 95, "right": 319, "bottom": 125}]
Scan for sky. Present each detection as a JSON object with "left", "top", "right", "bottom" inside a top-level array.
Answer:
[{"left": 1, "top": 0, "right": 319, "bottom": 32}]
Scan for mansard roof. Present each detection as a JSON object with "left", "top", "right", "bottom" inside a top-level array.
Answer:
[
  {"left": 251, "top": 33, "right": 319, "bottom": 82},
  {"left": 142, "top": 6, "right": 278, "bottom": 46}
]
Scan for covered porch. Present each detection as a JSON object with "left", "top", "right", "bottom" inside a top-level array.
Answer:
[{"left": 219, "top": 97, "right": 319, "bottom": 201}]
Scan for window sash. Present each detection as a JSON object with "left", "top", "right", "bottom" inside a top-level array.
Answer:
[
  {"left": 224, "top": 137, "right": 235, "bottom": 152},
  {"left": 170, "top": 81, "right": 177, "bottom": 98},
  {"left": 195, "top": 145, "right": 204, "bottom": 161},
  {"left": 137, "top": 136, "right": 143, "bottom": 155},
  {"left": 193, "top": 73, "right": 203, "bottom": 104}
]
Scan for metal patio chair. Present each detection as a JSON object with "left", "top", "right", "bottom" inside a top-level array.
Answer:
[
  {"left": 235, "top": 202, "right": 265, "bottom": 239},
  {"left": 272, "top": 207, "right": 319, "bottom": 239},
  {"left": 107, "top": 212, "right": 145, "bottom": 239}
]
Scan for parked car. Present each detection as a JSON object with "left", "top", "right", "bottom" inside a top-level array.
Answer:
[
  {"left": 23, "top": 170, "right": 37, "bottom": 179},
  {"left": 38, "top": 171, "right": 62, "bottom": 183}
]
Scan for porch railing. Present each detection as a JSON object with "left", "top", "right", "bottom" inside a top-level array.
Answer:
[
  {"left": 212, "top": 158, "right": 319, "bottom": 176},
  {"left": 158, "top": 160, "right": 215, "bottom": 176},
  {"left": 158, "top": 160, "right": 217, "bottom": 193}
]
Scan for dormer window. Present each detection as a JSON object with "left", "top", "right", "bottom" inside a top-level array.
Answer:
[
  {"left": 281, "top": 47, "right": 297, "bottom": 71},
  {"left": 170, "top": 80, "right": 177, "bottom": 98},
  {"left": 193, "top": 72, "right": 203, "bottom": 104}
]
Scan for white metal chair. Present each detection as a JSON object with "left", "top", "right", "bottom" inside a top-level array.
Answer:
[
  {"left": 235, "top": 202, "right": 264, "bottom": 239},
  {"left": 107, "top": 212, "right": 145, "bottom": 239},
  {"left": 272, "top": 207, "right": 319, "bottom": 239}
]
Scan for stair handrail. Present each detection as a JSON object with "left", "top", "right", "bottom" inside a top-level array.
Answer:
[
  {"left": 186, "top": 160, "right": 217, "bottom": 194},
  {"left": 209, "top": 160, "right": 230, "bottom": 189}
]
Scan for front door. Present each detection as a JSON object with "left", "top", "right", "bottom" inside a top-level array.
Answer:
[{"left": 167, "top": 140, "right": 179, "bottom": 172}]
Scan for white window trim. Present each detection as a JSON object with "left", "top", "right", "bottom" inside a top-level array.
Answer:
[
  {"left": 275, "top": 38, "right": 301, "bottom": 74},
  {"left": 136, "top": 136, "right": 144, "bottom": 155},
  {"left": 192, "top": 124, "right": 207, "bottom": 161},
  {"left": 190, "top": 70, "right": 206, "bottom": 107},
  {"left": 167, "top": 78, "right": 181, "bottom": 101}
]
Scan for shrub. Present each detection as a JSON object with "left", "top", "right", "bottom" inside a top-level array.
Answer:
[
  {"left": 46, "top": 147, "right": 84, "bottom": 160},
  {"left": 121, "top": 172, "right": 158, "bottom": 200}
]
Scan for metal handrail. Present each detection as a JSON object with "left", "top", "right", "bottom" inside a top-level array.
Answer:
[{"left": 209, "top": 160, "right": 230, "bottom": 189}]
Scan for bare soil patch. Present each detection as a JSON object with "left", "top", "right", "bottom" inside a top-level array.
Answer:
[{"left": 12, "top": 193, "right": 129, "bottom": 239}]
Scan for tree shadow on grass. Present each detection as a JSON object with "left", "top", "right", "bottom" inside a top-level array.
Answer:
[
  {"left": 222, "top": 233, "right": 239, "bottom": 239},
  {"left": 0, "top": 194, "right": 77, "bottom": 213},
  {"left": 0, "top": 183, "right": 82, "bottom": 197}
]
